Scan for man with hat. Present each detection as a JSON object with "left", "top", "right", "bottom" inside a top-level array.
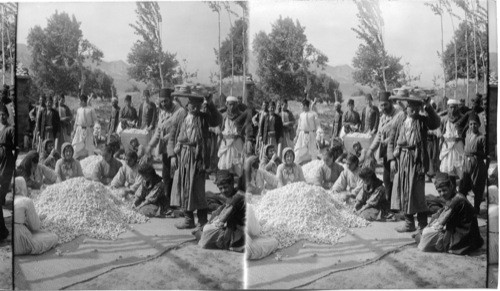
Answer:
[
  {"left": 171, "top": 86, "right": 221, "bottom": 229},
  {"left": 330, "top": 101, "right": 343, "bottom": 142},
  {"left": 56, "top": 94, "right": 73, "bottom": 152},
  {"left": 439, "top": 98, "right": 468, "bottom": 188},
  {"left": 366, "top": 91, "right": 405, "bottom": 202},
  {"left": 146, "top": 88, "right": 186, "bottom": 217},
  {"left": 341, "top": 99, "right": 361, "bottom": 136},
  {"left": 119, "top": 94, "right": 138, "bottom": 131},
  {"left": 197, "top": 170, "right": 245, "bottom": 252},
  {"left": 36, "top": 96, "right": 60, "bottom": 153},
  {"left": 217, "top": 95, "right": 246, "bottom": 176},
  {"left": 459, "top": 98, "right": 469, "bottom": 115},
  {"left": 388, "top": 91, "right": 440, "bottom": 233},
  {"left": 416, "top": 172, "right": 483, "bottom": 254},
  {"left": 360, "top": 93, "right": 380, "bottom": 135},
  {"left": 137, "top": 89, "right": 157, "bottom": 132},
  {"left": 460, "top": 112, "right": 488, "bottom": 214},
  {"left": 107, "top": 96, "right": 120, "bottom": 142}
]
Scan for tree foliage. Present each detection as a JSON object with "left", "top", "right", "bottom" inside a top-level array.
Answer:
[
  {"left": 0, "top": 3, "right": 16, "bottom": 84},
  {"left": 27, "top": 11, "right": 104, "bottom": 95},
  {"left": 128, "top": 2, "right": 178, "bottom": 88},
  {"left": 215, "top": 18, "right": 247, "bottom": 78},
  {"left": 308, "top": 73, "right": 341, "bottom": 103},
  {"left": 442, "top": 20, "right": 487, "bottom": 82},
  {"left": 253, "top": 16, "right": 328, "bottom": 99},
  {"left": 351, "top": 0, "right": 403, "bottom": 91},
  {"left": 83, "top": 68, "right": 116, "bottom": 98}
]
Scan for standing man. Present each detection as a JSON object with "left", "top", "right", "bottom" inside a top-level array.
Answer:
[
  {"left": 439, "top": 99, "right": 468, "bottom": 188},
  {"left": 108, "top": 97, "right": 120, "bottom": 142},
  {"left": 331, "top": 101, "right": 343, "bottom": 142},
  {"left": 56, "top": 94, "right": 73, "bottom": 152},
  {"left": 72, "top": 95, "right": 98, "bottom": 160},
  {"left": 36, "top": 96, "right": 60, "bottom": 153},
  {"left": 366, "top": 92, "right": 404, "bottom": 202},
  {"left": 388, "top": 92, "right": 440, "bottom": 233},
  {"left": 218, "top": 96, "right": 246, "bottom": 176},
  {"left": 257, "top": 101, "right": 283, "bottom": 159},
  {"left": 137, "top": 89, "right": 157, "bottom": 132},
  {"left": 171, "top": 88, "right": 221, "bottom": 229},
  {"left": 146, "top": 88, "right": 186, "bottom": 217},
  {"left": 119, "top": 95, "right": 138, "bottom": 131},
  {"left": 341, "top": 99, "right": 361, "bottom": 137},
  {"left": 280, "top": 99, "right": 296, "bottom": 151},
  {"left": 361, "top": 94, "right": 380, "bottom": 135},
  {"left": 294, "top": 99, "right": 320, "bottom": 165}
]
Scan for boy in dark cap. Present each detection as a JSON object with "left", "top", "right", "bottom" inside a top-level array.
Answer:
[
  {"left": 361, "top": 94, "right": 380, "bottom": 134},
  {"left": 198, "top": 170, "right": 245, "bottom": 252},
  {"left": 137, "top": 89, "right": 157, "bottom": 132},
  {"left": 416, "top": 172, "right": 483, "bottom": 254}
]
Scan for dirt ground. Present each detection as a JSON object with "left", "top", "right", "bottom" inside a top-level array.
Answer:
[
  {"left": 299, "top": 243, "right": 486, "bottom": 289},
  {"left": 66, "top": 242, "right": 242, "bottom": 290}
]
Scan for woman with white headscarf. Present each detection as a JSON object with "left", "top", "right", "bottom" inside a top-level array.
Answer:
[{"left": 13, "top": 176, "right": 59, "bottom": 255}]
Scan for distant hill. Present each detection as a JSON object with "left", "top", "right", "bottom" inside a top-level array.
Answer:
[
  {"left": 248, "top": 52, "right": 371, "bottom": 96},
  {"left": 17, "top": 43, "right": 146, "bottom": 94}
]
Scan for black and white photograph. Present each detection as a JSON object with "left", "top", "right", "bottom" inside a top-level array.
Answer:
[
  {"left": 245, "top": 0, "right": 495, "bottom": 289},
  {"left": 15, "top": 2, "right": 246, "bottom": 289},
  {"left": 8, "top": 0, "right": 500, "bottom": 290}
]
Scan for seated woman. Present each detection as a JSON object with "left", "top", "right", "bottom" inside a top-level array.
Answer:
[
  {"left": 276, "top": 147, "right": 305, "bottom": 188},
  {"left": 331, "top": 154, "right": 363, "bottom": 201},
  {"left": 13, "top": 176, "right": 59, "bottom": 255},
  {"left": 240, "top": 156, "right": 278, "bottom": 196},
  {"left": 199, "top": 170, "right": 245, "bottom": 252},
  {"left": 54, "top": 143, "right": 84, "bottom": 183},
  {"left": 311, "top": 144, "right": 344, "bottom": 189},
  {"left": 259, "top": 144, "right": 280, "bottom": 175},
  {"left": 91, "top": 144, "right": 122, "bottom": 185},
  {"left": 110, "top": 151, "right": 142, "bottom": 199},
  {"left": 416, "top": 172, "right": 484, "bottom": 255},
  {"left": 133, "top": 163, "right": 168, "bottom": 217},
  {"left": 16, "top": 151, "right": 57, "bottom": 190},
  {"left": 354, "top": 167, "right": 390, "bottom": 221},
  {"left": 40, "top": 139, "right": 58, "bottom": 170}
]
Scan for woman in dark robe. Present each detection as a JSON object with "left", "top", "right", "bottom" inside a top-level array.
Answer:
[{"left": 0, "top": 103, "right": 14, "bottom": 240}]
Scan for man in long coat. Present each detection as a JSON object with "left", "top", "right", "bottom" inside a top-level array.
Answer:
[
  {"left": 146, "top": 88, "right": 187, "bottom": 216},
  {"left": 171, "top": 88, "right": 221, "bottom": 229},
  {"left": 388, "top": 92, "right": 440, "bottom": 233}
]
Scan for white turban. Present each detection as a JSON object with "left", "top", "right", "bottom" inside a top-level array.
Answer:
[
  {"left": 226, "top": 96, "right": 238, "bottom": 103},
  {"left": 447, "top": 99, "right": 460, "bottom": 105}
]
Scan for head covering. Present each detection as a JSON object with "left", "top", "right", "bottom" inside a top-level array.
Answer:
[
  {"left": 347, "top": 99, "right": 354, "bottom": 106},
  {"left": 263, "top": 144, "right": 275, "bottom": 160},
  {"left": 301, "top": 99, "right": 310, "bottom": 107},
  {"left": 41, "top": 139, "right": 54, "bottom": 158},
  {"left": 61, "top": 142, "right": 74, "bottom": 160},
  {"left": 469, "top": 112, "right": 480, "bottom": 124},
  {"left": 159, "top": 88, "right": 173, "bottom": 99},
  {"left": 226, "top": 96, "right": 238, "bottom": 103},
  {"left": 15, "top": 176, "right": 28, "bottom": 197},
  {"left": 379, "top": 91, "right": 391, "bottom": 103},
  {"left": 125, "top": 95, "right": 132, "bottom": 102},
  {"left": 389, "top": 90, "right": 424, "bottom": 104},
  {"left": 434, "top": 172, "right": 452, "bottom": 188},
  {"left": 447, "top": 99, "right": 460, "bottom": 106},
  {"left": 215, "top": 170, "right": 234, "bottom": 186},
  {"left": 282, "top": 147, "right": 295, "bottom": 163}
]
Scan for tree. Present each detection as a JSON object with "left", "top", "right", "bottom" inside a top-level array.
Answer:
[
  {"left": 442, "top": 20, "right": 487, "bottom": 84},
  {"left": 253, "top": 17, "right": 328, "bottom": 100},
  {"left": 128, "top": 2, "right": 178, "bottom": 89},
  {"left": 215, "top": 18, "right": 247, "bottom": 80},
  {"left": 27, "top": 11, "right": 103, "bottom": 95},
  {"left": 308, "top": 73, "right": 340, "bottom": 104},
  {"left": 0, "top": 3, "right": 16, "bottom": 85},
  {"left": 83, "top": 68, "right": 116, "bottom": 98},
  {"left": 351, "top": 0, "right": 404, "bottom": 91},
  {"left": 172, "top": 59, "right": 198, "bottom": 85},
  {"left": 425, "top": 1, "right": 447, "bottom": 96}
]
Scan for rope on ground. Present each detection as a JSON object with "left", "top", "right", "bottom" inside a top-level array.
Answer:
[
  {"left": 60, "top": 238, "right": 197, "bottom": 290},
  {"left": 292, "top": 241, "right": 417, "bottom": 289}
]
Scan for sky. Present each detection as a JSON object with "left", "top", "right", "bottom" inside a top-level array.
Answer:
[
  {"left": 249, "top": 0, "right": 491, "bottom": 87},
  {"left": 17, "top": 1, "right": 494, "bottom": 87},
  {"left": 17, "top": 1, "right": 238, "bottom": 84}
]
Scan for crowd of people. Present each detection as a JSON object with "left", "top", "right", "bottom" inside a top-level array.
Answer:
[{"left": 11, "top": 83, "right": 490, "bottom": 257}]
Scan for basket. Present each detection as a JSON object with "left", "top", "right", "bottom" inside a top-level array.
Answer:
[
  {"left": 120, "top": 128, "right": 152, "bottom": 148},
  {"left": 343, "top": 132, "right": 374, "bottom": 153}
]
